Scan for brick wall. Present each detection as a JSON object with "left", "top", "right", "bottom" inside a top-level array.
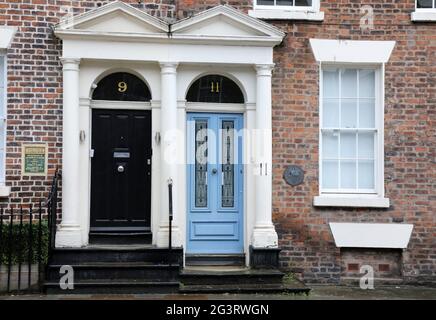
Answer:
[{"left": 0, "top": 0, "right": 434, "bottom": 284}]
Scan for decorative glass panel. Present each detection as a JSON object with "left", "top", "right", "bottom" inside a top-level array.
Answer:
[
  {"left": 195, "top": 120, "right": 208, "bottom": 207},
  {"left": 92, "top": 72, "right": 151, "bottom": 101},
  {"left": 221, "top": 121, "right": 235, "bottom": 207}
]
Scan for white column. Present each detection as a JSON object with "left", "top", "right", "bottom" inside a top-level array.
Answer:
[
  {"left": 156, "top": 62, "right": 181, "bottom": 247},
  {"left": 55, "top": 58, "right": 82, "bottom": 247},
  {"left": 251, "top": 64, "right": 278, "bottom": 248}
]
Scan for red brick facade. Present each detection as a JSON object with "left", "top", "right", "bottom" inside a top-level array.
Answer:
[{"left": 0, "top": 0, "right": 435, "bottom": 285}]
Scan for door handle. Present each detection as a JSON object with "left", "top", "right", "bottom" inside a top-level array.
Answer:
[{"left": 117, "top": 165, "right": 125, "bottom": 173}]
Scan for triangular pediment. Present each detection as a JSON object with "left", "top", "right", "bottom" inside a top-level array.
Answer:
[
  {"left": 56, "top": 1, "right": 168, "bottom": 34},
  {"left": 54, "top": 2, "right": 284, "bottom": 46},
  {"left": 172, "top": 5, "right": 285, "bottom": 40}
]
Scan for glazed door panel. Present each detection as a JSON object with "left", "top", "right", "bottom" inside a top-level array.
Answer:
[{"left": 187, "top": 113, "right": 244, "bottom": 254}]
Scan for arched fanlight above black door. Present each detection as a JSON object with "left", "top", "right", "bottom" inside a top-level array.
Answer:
[
  {"left": 186, "top": 75, "right": 244, "bottom": 104},
  {"left": 92, "top": 72, "right": 151, "bottom": 102}
]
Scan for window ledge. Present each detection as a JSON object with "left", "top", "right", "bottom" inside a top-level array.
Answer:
[
  {"left": 0, "top": 185, "right": 11, "bottom": 198},
  {"left": 411, "top": 11, "right": 436, "bottom": 22},
  {"left": 314, "top": 195, "right": 390, "bottom": 208},
  {"left": 248, "top": 9, "right": 324, "bottom": 21}
]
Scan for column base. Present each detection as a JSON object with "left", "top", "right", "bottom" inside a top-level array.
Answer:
[
  {"left": 156, "top": 225, "right": 182, "bottom": 248},
  {"left": 55, "top": 224, "right": 83, "bottom": 248},
  {"left": 251, "top": 225, "right": 278, "bottom": 248}
]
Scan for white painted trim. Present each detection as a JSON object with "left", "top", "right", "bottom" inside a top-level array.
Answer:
[
  {"left": 248, "top": 9, "right": 324, "bottom": 21},
  {"left": 0, "top": 54, "right": 6, "bottom": 187},
  {"left": 314, "top": 195, "right": 390, "bottom": 208},
  {"left": 329, "top": 223, "right": 413, "bottom": 249},
  {"left": 0, "top": 186, "right": 10, "bottom": 198},
  {"left": 172, "top": 5, "right": 285, "bottom": 39},
  {"left": 185, "top": 102, "right": 246, "bottom": 113},
  {"left": 411, "top": 11, "right": 436, "bottom": 21},
  {"left": 0, "top": 27, "right": 17, "bottom": 49},
  {"left": 309, "top": 39, "right": 396, "bottom": 64},
  {"left": 56, "top": 0, "right": 168, "bottom": 32},
  {"left": 90, "top": 100, "right": 151, "bottom": 110}
]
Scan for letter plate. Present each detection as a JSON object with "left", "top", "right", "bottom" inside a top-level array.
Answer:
[{"left": 113, "top": 152, "right": 130, "bottom": 159}]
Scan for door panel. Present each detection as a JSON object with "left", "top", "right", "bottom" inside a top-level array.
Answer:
[
  {"left": 91, "top": 109, "right": 152, "bottom": 231},
  {"left": 187, "top": 113, "right": 244, "bottom": 254}
]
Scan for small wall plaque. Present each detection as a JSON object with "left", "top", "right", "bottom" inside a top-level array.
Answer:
[
  {"left": 283, "top": 165, "right": 304, "bottom": 186},
  {"left": 22, "top": 144, "right": 47, "bottom": 176}
]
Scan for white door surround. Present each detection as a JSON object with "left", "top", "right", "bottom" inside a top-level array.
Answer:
[{"left": 54, "top": 1, "right": 285, "bottom": 261}]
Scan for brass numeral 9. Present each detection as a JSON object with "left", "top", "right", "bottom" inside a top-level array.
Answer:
[{"left": 118, "top": 81, "right": 128, "bottom": 93}]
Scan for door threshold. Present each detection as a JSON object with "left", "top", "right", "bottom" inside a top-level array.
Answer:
[{"left": 185, "top": 254, "right": 245, "bottom": 267}]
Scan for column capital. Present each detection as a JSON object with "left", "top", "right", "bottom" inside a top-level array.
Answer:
[
  {"left": 60, "top": 57, "right": 81, "bottom": 70},
  {"left": 254, "top": 64, "right": 274, "bottom": 76},
  {"left": 159, "top": 61, "right": 179, "bottom": 74}
]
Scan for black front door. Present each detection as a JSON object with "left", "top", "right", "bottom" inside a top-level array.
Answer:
[{"left": 90, "top": 109, "right": 152, "bottom": 232}]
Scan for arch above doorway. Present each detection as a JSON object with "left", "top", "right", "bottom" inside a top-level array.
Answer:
[
  {"left": 186, "top": 74, "right": 245, "bottom": 104},
  {"left": 92, "top": 72, "right": 152, "bottom": 102}
]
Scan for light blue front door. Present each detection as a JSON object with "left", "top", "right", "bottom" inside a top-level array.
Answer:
[{"left": 187, "top": 113, "right": 244, "bottom": 254}]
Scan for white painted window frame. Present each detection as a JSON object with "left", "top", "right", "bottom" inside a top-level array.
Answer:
[
  {"left": 412, "top": 0, "right": 436, "bottom": 21},
  {"left": 315, "top": 63, "right": 389, "bottom": 208},
  {"left": 253, "top": 0, "right": 319, "bottom": 12},
  {"left": 319, "top": 64, "right": 382, "bottom": 195},
  {"left": 249, "top": 0, "right": 324, "bottom": 21}
]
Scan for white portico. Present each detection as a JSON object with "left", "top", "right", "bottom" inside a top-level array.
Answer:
[{"left": 54, "top": 1, "right": 284, "bottom": 263}]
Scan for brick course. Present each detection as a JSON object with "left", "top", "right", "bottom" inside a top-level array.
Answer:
[{"left": 0, "top": 0, "right": 434, "bottom": 284}]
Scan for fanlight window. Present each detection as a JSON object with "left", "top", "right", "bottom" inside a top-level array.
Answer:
[
  {"left": 92, "top": 72, "right": 151, "bottom": 101},
  {"left": 186, "top": 75, "right": 244, "bottom": 104}
]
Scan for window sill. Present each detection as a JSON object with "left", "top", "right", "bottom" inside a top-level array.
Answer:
[
  {"left": 314, "top": 195, "right": 390, "bottom": 208},
  {"left": 411, "top": 11, "right": 436, "bottom": 22},
  {"left": 248, "top": 9, "right": 324, "bottom": 21},
  {"left": 0, "top": 185, "right": 11, "bottom": 198}
]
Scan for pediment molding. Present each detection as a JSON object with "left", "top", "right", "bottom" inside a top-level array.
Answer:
[{"left": 55, "top": 1, "right": 284, "bottom": 47}]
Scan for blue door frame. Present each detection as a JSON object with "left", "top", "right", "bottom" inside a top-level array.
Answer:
[{"left": 187, "top": 113, "right": 244, "bottom": 254}]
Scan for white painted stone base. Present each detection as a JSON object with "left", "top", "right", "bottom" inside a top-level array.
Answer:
[
  {"left": 55, "top": 225, "right": 83, "bottom": 248},
  {"left": 251, "top": 225, "right": 278, "bottom": 248},
  {"left": 156, "top": 225, "right": 182, "bottom": 248}
]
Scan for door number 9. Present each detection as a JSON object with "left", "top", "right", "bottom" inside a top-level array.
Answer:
[{"left": 118, "top": 81, "right": 128, "bottom": 93}]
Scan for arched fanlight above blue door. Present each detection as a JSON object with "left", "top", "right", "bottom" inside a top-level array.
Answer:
[
  {"left": 92, "top": 72, "right": 151, "bottom": 102},
  {"left": 186, "top": 75, "right": 244, "bottom": 104}
]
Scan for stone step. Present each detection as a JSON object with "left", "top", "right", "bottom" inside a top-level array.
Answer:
[
  {"left": 89, "top": 232, "right": 152, "bottom": 245},
  {"left": 179, "top": 267, "right": 284, "bottom": 285},
  {"left": 50, "top": 247, "right": 183, "bottom": 265},
  {"left": 179, "top": 283, "right": 310, "bottom": 294},
  {"left": 44, "top": 280, "right": 179, "bottom": 294},
  {"left": 185, "top": 254, "right": 245, "bottom": 267},
  {"left": 46, "top": 262, "right": 180, "bottom": 282}
]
